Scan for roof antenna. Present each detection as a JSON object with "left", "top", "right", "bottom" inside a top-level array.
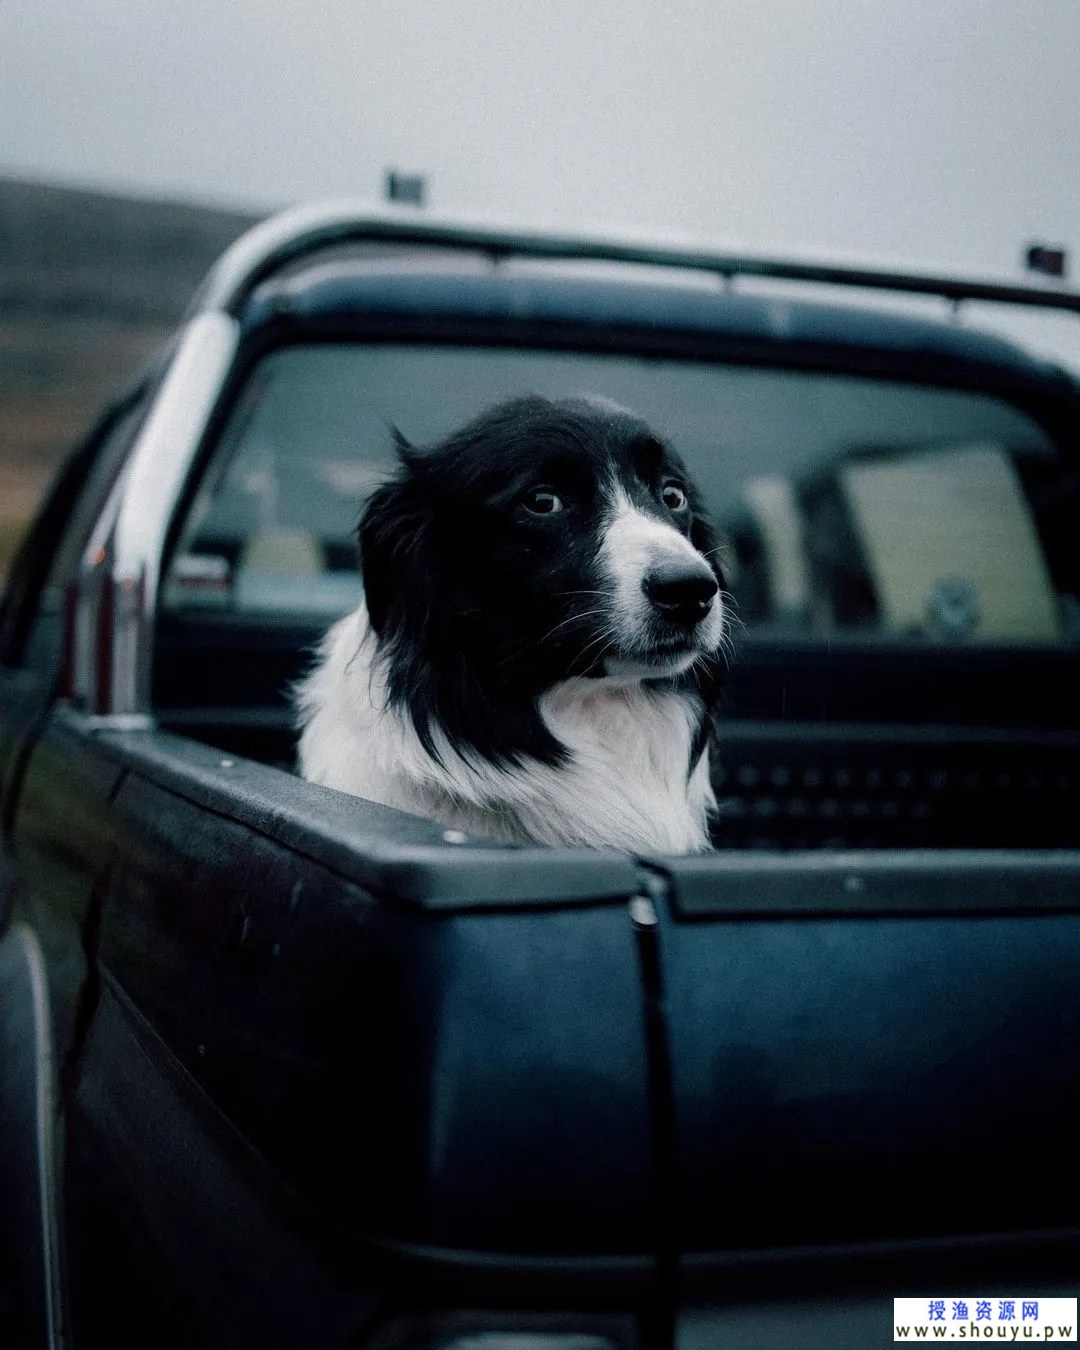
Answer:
[
  {"left": 385, "top": 170, "right": 427, "bottom": 208},
  {"left": 1024, "top": 243, "right": 1068, "bottom": 281}
]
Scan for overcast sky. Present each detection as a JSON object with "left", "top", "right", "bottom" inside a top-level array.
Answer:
[{"left": 2, "top": 0, "right": 1078, "bottom": 280}]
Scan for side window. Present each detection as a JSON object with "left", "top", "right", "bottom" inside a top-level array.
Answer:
[
  {"left": 818, "top": 442, "right": 1057, "bottom": 643},
  {"left": 736, "top": 439, "right": 1065, "bottom": 644},
  {"left": 162, "top": 357, "right": 377, "bottom": 619}
]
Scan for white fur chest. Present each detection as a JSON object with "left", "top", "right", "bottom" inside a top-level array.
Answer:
[
  {"left": 295, "top": 608, "right": 715, "bottom": 853},
  {"left": 525, "top": 679, "right": 714, "bottom": 852}
]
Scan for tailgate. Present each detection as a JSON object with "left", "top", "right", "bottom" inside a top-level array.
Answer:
[{"left": 644, "top": 850, "right": 1080, "bottom": 1298}]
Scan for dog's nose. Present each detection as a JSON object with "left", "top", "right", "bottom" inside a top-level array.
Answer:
[{"left": 642, "top": 562, "right": 718, "bottom": 624}]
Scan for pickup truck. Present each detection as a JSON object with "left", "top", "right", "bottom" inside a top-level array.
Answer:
[{"left": 1, "top": 204, "right": 1078, "bottom": 1350}]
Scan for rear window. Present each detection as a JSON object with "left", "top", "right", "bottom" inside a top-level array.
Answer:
[{"left": 163, "top": 343, "right": 1077, "bottom": 649}]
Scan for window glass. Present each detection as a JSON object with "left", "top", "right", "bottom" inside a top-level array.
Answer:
[{"left": 163, "top": 344, "right": 1075, "bottom": 646}]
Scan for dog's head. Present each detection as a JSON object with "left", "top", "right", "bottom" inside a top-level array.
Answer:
[{"left": 359, "top": 395, "right": 727, "bottom": 765}]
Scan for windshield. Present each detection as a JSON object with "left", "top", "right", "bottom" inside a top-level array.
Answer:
[{"left": 165, "top": 342, "right": 1077, "bottom": 649}]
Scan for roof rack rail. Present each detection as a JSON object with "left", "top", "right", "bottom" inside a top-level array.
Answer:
[{"left": 194, "top": 199, "right": 1080, "bottom": 320}]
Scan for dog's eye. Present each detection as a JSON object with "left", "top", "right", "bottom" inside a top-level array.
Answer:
[
  {"left": 522, "top": 488, "right": 564, "bottom": 515},
  {"left": 662, "top": 482, "right": 688, "bottom": 511}
]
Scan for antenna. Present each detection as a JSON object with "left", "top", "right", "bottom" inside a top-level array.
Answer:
[{"left": 384, "top": 170, "right": 427, "bottom": 208}]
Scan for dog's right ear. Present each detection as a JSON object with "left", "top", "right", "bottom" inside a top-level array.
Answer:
[
  {"left": 389, "top": 424, "right": 422, "bottom": 470},
  {"left": 358, "top": 436, "right": 437, "bottom": 639}
]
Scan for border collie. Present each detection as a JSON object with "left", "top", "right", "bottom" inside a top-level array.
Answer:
[{"left": 296, "top": 396, "right": 728, "bottom": 852}]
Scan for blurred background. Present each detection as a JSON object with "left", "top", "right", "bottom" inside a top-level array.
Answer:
[{"left": 2, "top": 0, "right": 1078, "bottom": 580}]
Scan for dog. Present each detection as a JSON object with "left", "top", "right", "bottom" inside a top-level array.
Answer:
[{"left": 295, "top": 395, "right": 728, "bottom": 852}]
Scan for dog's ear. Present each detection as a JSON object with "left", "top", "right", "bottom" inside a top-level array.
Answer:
[
  {"left": 359, "top": 437, "right": 438, "bottom": 639},
  {"left": 389, "top": 424, "right": 422, "bottom": 470}
]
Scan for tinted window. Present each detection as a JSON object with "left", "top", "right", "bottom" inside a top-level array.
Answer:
[{"left": 163, "top": 344, "right": 1075, "bottom": 648}]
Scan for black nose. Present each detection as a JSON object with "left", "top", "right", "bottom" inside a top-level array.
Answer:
[{"left": 642, "top": 562, "right": 718, "bottom": 625}]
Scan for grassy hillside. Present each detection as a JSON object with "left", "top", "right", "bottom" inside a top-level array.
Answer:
[{"left": 0, "top": 177, "right": 259, "bottom": 579}]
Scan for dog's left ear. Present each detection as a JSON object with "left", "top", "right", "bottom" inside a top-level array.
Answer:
[{"left": 359, "top": 434, "right": 439, "bottom": 640}]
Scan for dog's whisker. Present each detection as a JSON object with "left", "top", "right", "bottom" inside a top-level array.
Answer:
[
  {"left": 537, "top": 608, "right": 610, "bottom": 644},
  {"left": 718, "top": 592, "right": 745, "bottom": 630},
  {"left": 570, "top": 624, "right": 620, "bottom": 672},
  {"left": 576, "top": 629, "right": 617, "bottom": 662}
]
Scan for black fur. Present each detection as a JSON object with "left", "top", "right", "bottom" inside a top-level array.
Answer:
[{"left": 359, "top": 395, "right": 726, "bottom": 771}]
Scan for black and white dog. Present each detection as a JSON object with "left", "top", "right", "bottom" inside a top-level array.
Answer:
[{"left": 296, "top": 396, "right": 728, "bottom": 851}]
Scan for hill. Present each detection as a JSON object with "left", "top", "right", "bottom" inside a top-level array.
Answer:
[{"left": 0, "top": 176, "right": 260, "bottom": 576}]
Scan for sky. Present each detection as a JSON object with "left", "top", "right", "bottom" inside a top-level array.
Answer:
[{"left": 2, "top": 0, "right": 1078, "bottom": 282}]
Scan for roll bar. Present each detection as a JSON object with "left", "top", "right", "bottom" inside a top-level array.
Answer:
[{"left": 194, "top": 199, "right": 1080, "bottom": 318}]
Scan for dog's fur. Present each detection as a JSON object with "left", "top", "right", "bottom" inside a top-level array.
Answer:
[{"left": 296, "top": 396, "right": 728, "bottom": 851}]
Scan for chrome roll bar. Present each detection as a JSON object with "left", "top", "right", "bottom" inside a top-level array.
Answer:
[
  {"left": 194, "top": 199, "right": 1080, "bottom": 318},
  {"left": 74, "top": 311, "right": 238, "bottom": 713}
]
